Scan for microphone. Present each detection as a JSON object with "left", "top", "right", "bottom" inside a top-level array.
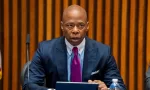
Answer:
[
  {"left": 26, "top": 34, "right": 30, "bottom": 88},
  {"left": 26, "top": 34, "right": 30, "bottom": 62},
  {"left": 26, "top": 34, "right": 30, "bottom": 44}
]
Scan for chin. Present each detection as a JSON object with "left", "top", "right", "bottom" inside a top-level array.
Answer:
[{"left": 71, "top": 41, "right": 81, "bottom": 46}]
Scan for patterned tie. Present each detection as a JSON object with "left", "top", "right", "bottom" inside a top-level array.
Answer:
[{"left": 70, "top": 47, "right": 82, "bottom": 82}]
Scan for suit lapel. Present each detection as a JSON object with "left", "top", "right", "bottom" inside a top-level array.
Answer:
[
  {"left": 54, "top": 37, "right": 98, "bottom": 81},
  {"left": 54, "top": 37, "right": 68, "bottom": 81},
  {"left": 82, "top": 37, "right": 98, "bottom": 81}
]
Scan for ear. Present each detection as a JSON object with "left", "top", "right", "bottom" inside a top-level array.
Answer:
[
  {"left": 61, "top": 21, "right": 64, "bottom": 30},
  {"left": 86, "top": 21, "right": 89, "bottom": 31}
]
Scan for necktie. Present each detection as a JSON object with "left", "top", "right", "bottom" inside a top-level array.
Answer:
[{"left": 70, "top": 47, "right": 82, "bottom": 82}]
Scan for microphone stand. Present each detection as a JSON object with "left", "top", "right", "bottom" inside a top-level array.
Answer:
[{"left": 26, "top": 34, "right": 30, "bottom": 89}]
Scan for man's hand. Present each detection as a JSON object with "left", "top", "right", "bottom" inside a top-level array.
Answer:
[{"left": 88, "top": 80, "right": 108, "bottom": 90}]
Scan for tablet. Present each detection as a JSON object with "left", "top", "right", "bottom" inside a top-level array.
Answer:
[{"left": 56, "top": 81, "right": 99, "bottom": 90}]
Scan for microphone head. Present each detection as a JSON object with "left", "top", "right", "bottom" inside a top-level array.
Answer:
[{"left": 26, "top": 34, "right": 30, "bottom": 44}]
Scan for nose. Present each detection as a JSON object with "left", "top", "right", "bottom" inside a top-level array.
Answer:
[{"left": 72, "top": 26, "right": 79, "bottom": 34}]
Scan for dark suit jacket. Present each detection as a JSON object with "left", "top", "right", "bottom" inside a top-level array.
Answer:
[
  {"left": 23, "top": 36, "right": 126, "bottom": 90},
  {"left": 146, "top": 66, "right": 150, "bottom": 90}
]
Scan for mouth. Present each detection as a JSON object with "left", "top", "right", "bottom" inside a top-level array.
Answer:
[{"left": 71, "top": 38, "right": 80, "bottom": 41}]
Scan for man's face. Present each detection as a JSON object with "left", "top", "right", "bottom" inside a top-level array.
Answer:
[{"left": 61, "top": 10, "right": 89, "bottom": 46}]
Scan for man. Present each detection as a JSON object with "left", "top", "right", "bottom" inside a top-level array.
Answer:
[
  {"left": 23, "top": 5, "right": 126, "bottom": 90},
  {"left": 146, "top": 66, "right": 150, "bottom": 90}
]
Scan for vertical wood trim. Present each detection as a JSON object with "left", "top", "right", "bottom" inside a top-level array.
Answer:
[
  {"left": 30, "top": 0, "right": 36, "bottom": 60},
  {"left": 3, "top": 0, "right": 9, "bottom": 89},
  {"left": 112, "top": 0, "right": 119, "bottom": 64},
  {"left": 96, "top": 0, "right": 103, "bottom": 42},
  {"left": 72, "top": 0, "right": 77, "bottom": 4},
  {"left": 104, "top": 0, "right": 111, "bottom": 45},
  {"left": 38, "top": 0, "right": 44, "bottom": 42},
  {"left": 46, "top": 0, "right": 52, "bottom": 40},
  {"left": 63, "top": 0, "right": 69, "bottom": 9},
  {"left": 146, "top": 0, "right": 150, "bottom": 67},
  {"left": 20, "top": 0, "right": 27, "bottom": 88},
  {"left": 120, "top": 0, "right": 128, "bottom": 84},
  {"left": 80, "top": 0, "right": 86, "bottom": 9},
  {"left": 12, "top": 0, "right": 18, "bottom": 90},
  {"left": 21, "top": 0, "right": 27, "bottom": 69},
  {"left": 137, "top": 0, "right": 145, "bottom": 89},
  {"left": 129, "top": 0, "right": 136, "bottom": 89},
  {"left": 88, "top": 0, "right": 94, "bottom": 39},
  {"left": 55, "top": 0, "right": 61, "bottom": 37}
]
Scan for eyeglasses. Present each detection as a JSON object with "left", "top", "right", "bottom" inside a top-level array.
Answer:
[{"left": 63, "top": 22, "right": 87, "bottom": 30}]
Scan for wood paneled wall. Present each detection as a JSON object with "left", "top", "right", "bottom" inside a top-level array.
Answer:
[{"left": 1, "top": 0, "right": 150, "bottom": 90}]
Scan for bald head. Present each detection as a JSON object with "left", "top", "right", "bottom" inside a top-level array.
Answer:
[
  {"left": 62, "top": 5, "right": 87, "bottom": 22},
  {"left": 61, "top": 5, "right": 89, "bottom": 46}
]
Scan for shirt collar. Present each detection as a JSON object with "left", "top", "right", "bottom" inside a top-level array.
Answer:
[{"left": 65, "top": 38, "right": 85, "bottom": 55}]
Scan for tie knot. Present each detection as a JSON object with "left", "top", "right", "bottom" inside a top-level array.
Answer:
[{"left": 72, "top": 47, "right": 78, "bottom": 55}]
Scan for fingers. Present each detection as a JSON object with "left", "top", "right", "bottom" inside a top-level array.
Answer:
[
  {"left": 88, "top": 80, "right": 108, "bottom": 90},
  {"left": 98, "top": 82, "right": 107, "bottom": 90},
  {"left": 93, "top": 80, "right": 103, "bottom": 84},
  {"left": 88, "top": 80, "right": 93, "bottom": 83},
  {"left": 88, "top": 80, "right": 102, "bottom": 84}
]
